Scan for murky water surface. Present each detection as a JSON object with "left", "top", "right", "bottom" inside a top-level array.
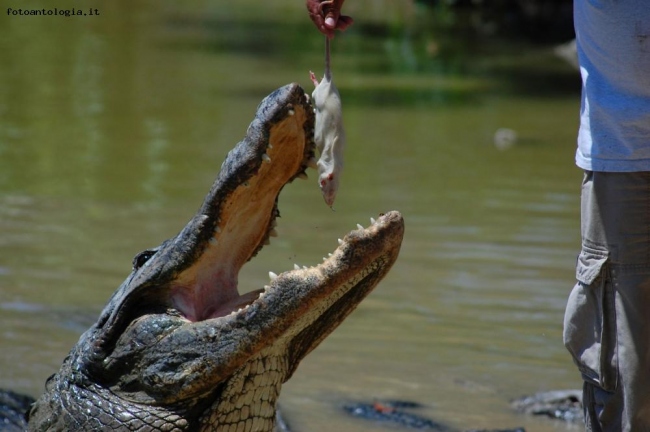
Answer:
[{"left": 0, "top": 1, "right": 583, "bottom": 431}]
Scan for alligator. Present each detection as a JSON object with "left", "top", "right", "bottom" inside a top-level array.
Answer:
[{"left": 20, "top": 83, "right": 405, "bottom": 431}]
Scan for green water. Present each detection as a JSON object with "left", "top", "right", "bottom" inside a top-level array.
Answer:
[{"left": 0, "top": 1, "right": 583, "bottom": 430}]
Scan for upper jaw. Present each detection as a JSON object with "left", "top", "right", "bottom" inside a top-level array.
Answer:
[
  {"left": 167, "top": 83, "right": 315, "bottom": 322},
  {"left": 83, "top": 83, "right": 404, "bottom": 377},
  {"left": 86, "top": 83, "right": 315, "bottom": 358}
]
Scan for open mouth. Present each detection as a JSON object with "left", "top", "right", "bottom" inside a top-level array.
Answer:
[
  {"left": 156, "top": 83, "right": 402, "bottom": 325},
  {"left": 164, "top": 84, "right": 317, "bottom": 322},
  {"left": 99, "top": 83, "right": 403, "bottom": 352},
  {"left": 65, "top": 84, "right": 404, "bottom": 407},
  {"left": 200, "top": 211, "right": 403, "bottom": 325}
]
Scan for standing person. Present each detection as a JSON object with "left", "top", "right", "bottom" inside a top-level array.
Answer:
[{"left": 563, "top": 1, "right": 650, "bottom": 431}]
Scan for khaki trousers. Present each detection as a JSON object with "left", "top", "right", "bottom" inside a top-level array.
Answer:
[{"left": 564, "top": 171, "right": 650, "bottom": 432}]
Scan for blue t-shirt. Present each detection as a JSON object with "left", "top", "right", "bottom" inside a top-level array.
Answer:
[{"left": 575, "top": 0, "right": 650, "bottom": 172}]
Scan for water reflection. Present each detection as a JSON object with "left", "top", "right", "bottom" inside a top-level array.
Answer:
[{"left": 0, "top": 1, "right": 582, "bottom": 430}]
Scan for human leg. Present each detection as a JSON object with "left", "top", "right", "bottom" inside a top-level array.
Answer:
[{"left": 564, "top": 171, "right": 650, "bottom": 431}]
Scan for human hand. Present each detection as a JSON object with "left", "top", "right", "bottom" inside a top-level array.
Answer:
[{"left": 306, "top": 0, "right": 354, "bottom": 38}]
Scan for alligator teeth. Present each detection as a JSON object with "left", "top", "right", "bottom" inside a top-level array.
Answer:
[
  {"left": 215, "top": 226, "right": 221, "bottom": 233},
  {"left": 297, "top": 172, "right": 308, "bottom": 180},
  {"left": 209, "top": 237, "right": 218, "bottom": 245},
  {"left": 268, "top": 144, "right": 273, "bottom": 149},
  {"left": 262, "top": 153, "right": 271, "bottom": 163},
  {"left": 288, "top": 109, "right": 295, "bottom": 116},
  {"left": 307, "top": 158, "right": 318, "bottom": 169},
  {"left": 250, "top": 215, "right": 386, "bottom": 313}
]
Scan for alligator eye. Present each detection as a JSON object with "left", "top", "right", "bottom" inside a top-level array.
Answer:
[{"left": 132, "top": 250, "right": 156, "bottom": 270}]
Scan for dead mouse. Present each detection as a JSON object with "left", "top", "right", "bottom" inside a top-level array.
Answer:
[{"left": 310, "top": 37, "right": 345, "bottom": 208}]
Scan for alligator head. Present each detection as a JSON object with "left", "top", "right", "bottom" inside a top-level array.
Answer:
[{"left": 28, "top": 83, "right": 404, "bottom": 432}]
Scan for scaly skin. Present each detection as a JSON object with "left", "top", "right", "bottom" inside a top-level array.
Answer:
[{"left": 26, "top": 83, "right": 404, "bottom": 432}]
